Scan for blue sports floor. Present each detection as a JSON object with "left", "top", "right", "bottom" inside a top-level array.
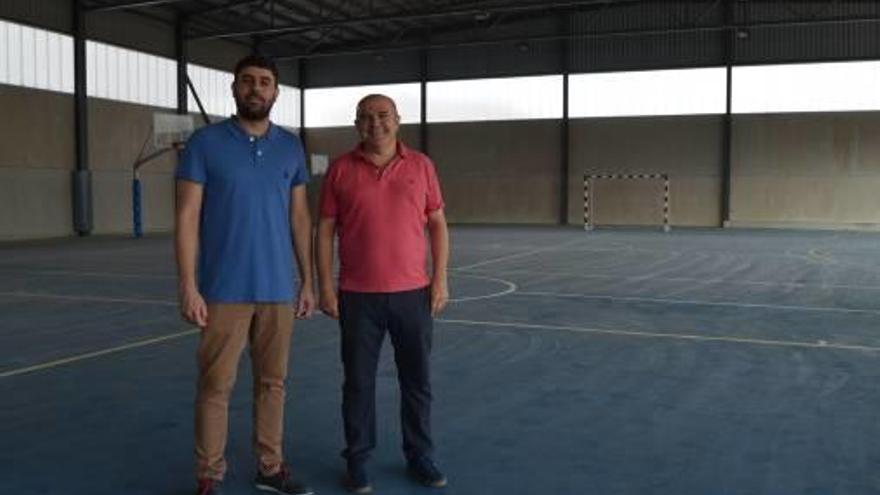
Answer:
[{"left": 2, "top": 226, "right": 880, "bottom": 495}]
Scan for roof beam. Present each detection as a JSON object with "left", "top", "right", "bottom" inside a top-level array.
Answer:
[
  {"left": 86, "top": 0, "right": 191, "bottom": 12},
  {"left": 248, "top": 0, "right": 373, "bottom": 49},
  {"left": 270, "top": 11, "right": 880, "bottom": 60},
  {"left": 189, "top": 0, "right": 632, "bottom": 40},
  {"left": 186, "top": 0, "right": 266, "bottom": 17}
]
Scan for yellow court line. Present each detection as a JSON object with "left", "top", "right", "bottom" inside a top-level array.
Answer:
[
  {"left": 0, "top": 291, "right": 176, "bottom": 306},
  {"left": 0, "top": 328, "right": 199, "bottom": 379},
  {"left": 436, "top": 318, "right": 880, "bottom": 352},
  {"left": 6, "top": 269, "right": 176, "bottom": 280}
]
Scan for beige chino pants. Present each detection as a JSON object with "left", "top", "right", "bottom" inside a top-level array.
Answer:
[{"left": 194, "top": 303, "right": 295, "bottom": 480}]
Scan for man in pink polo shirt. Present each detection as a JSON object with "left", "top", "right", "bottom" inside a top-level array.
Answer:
[{"left": 316, "top": 94, "right": 450, "bottom": 493}]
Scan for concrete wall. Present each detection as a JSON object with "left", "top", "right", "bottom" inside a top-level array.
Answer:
[
  {"left": 304, "top": 125, "right": 421, "bottom": 168},
  {"left": 305, "top": 118, "right": 721, "bottom": 227},
  {"left": 7, "top": 82, "right": 880, "bottom": 240},
  {"left": 0, "top": 85, "right": 75, "bottom": 240},
  {"left": 303, "top": 125, "right": 420, "bottom": 218},
  {"left": 0, "top": 83, "right": 180, "bottom": 241},
  {"left": 428, "top": 120, "right": 562, "bottom": 224},
  {"left": 569, "top": 116, "right": 724, "bottom": 228},
  {"left": 89, "top": 98, "right": 178, "bottom": 235},
  {"left": 729, "top": 112, "right": 880, "bottom": 229},
  {"left": 306, "top": 121, "right": 562, "bottom": 225}
]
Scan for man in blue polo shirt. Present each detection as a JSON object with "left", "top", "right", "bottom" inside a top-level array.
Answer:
[{"left": 175, "top": 54, "right": 314, "bottom": 495}]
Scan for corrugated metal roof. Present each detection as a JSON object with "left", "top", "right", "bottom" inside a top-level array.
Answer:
[{"left": 17, "top": 0, "right": 880, "bottom": 85}]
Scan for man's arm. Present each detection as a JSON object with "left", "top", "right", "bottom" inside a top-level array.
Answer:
[
  {"left": 427, "top": 209, "right": 449, "bottom": 316},
  {"left": 290, "top": 184, "right": 315, "bottom": 318},
  {"left": 175, "top": 180, "right": 208, "bottom": 328},
  {"left": 316, "top": 216, "right": 339, "bottom": 319}
]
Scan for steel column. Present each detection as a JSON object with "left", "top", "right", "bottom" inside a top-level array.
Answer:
[
  {"left": 560, "top": 14, "right": 570, "bottom": 225},
  {"left": 73, "top": 0, "right": 92, "bottom": 236},
  {"left": 720, "top": 0, "right": 733, "bottom": 226}
]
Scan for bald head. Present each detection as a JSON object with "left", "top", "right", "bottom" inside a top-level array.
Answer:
[
  {"left": 356, "top": 94, "right": 399, "bottom": 120},
  {"left": 355, "top": 93, "right": 401, "bottom": 151}
]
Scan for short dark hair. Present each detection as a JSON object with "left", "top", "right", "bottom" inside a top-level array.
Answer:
[{"left": 233, "top": 54, "right": 279, "bottom": 85}]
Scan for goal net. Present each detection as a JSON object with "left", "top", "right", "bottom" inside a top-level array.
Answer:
[{"left": 583, "top": 173, "right": 671, "bottom": 232}]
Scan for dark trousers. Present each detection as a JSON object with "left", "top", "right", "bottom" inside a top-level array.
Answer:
[{"left": 339, "top": 287, "right": 434, "bottom": 464}]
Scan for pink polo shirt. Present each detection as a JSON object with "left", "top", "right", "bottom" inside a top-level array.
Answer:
[{"left": 320, "top": 142, "right": 445, "bottom": 293}]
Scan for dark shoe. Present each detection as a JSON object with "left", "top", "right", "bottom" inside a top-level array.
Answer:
[
  {"left": 254, "top": 465, "right": 314, "bottom": 495},
  {"left": 407, "top": 456, "right": 448, "bottom": 488},
  {"left": 344, "top": 461, "right": 373, "bottom": 494},
  {"left": 196, "top": 478, "right": 223, "bottom": 495}
]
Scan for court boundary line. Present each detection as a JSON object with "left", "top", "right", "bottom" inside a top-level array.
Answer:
[
  {"left": 0, "top": 268, "right": 175, "bottom": 280},
  {"left": 453, "top": 238, "right": 583, "bottom": 270},
  {"left": 514, "top": 290, "right": 880, "bottom": 315},
  {"left": 0, "top": 291, "right": 176, "bottom": 306},
  {"left": 5, "top": 233, "right": 874, "bottom": 381},
  {"left": 5, "top": 287, "right": 877, "bottom": 316},
  {"left": 0, "top": 328, "right": 199, "bottom": 379},
  {"left": 457, "top": 266, "right": 880, "bottom": 292},
  {"left": 448, "top": 274, "right": 517, "bottom": 303},
  {"left": 437, "top": 318, "right": 880, "bottom": 352}
]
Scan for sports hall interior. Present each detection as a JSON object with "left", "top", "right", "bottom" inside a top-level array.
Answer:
[{"left": 3, "top": 1, "right": 880, "bottom": 494}]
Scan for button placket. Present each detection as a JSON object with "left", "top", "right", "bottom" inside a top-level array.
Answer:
[{"left": 248, "top": 135, "right": 259, "bottom": 166}]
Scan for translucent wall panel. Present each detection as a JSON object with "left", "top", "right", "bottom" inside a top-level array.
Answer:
[
  {"left": 305, "top": 83, "right": 421, "bottom": 128},
  {"left": 186, "top": 64, "right": 300, "bottom": 128},
  {"left": 427, "top": 75, "right": 563, "bottom": 123},
  {"left": 21, "top": 25, "right": 35, "bottom": 88},
  {"left": 0, "top": 23, "right": 8, "bottom": 84},
  {"left": 34, "top": 29, "right": 47, "bottom": 88},
  {"left": 86, "top": 40, "right": 175, "bottom": 108},
  {"left": 0, "top": 19, "right": 73, "bottom": 93},
  {"left": 569, "top": 68, "right": 726, "bottom": 118},
  {"left": 60, "top": 36, "right": 73, "bottom": 92},
  {"left": 733, "top": 61, "right": 880, "bottom": 114},
  {"left": 275, "top": 85, "right": 301, "bottom": 129},
  {"left": 187, "top": 64, "right": 235, "bottom": 118},
  {"left": 6, "top": 23, "right": 23, "bottom": 86}
]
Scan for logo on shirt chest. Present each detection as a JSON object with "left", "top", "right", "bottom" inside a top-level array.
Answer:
[{"left": 388, "top": 177, "right": 423, "bottom": 205}]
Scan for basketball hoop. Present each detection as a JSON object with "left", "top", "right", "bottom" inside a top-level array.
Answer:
[
  {"left": 133, "top": 113, "right": 194, "bottom": 173},
  {"left": 152, "top": 113, "right": 194, "bottom": 150},
  {"left": 131, "top": 112, "right": 195, "bottom": 238}
]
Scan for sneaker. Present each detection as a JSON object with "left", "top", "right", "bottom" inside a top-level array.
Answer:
[
  {"left": 407, "top": 456, "right": 448, "bottom": 488},
  {"left": 196, "top": 478, "right": 223, "bottom": 495},
  {"left": 254, "top": 465, "right": 314, "bottom": 495},
  {"left": 344, "top": 461, "right": 373, "bottom": 494}
]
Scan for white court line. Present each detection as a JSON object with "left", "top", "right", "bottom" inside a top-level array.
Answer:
[
  {"left": 0, "top": 328, "right": 199, "bottom": 379},
  {"left": 436, "top": 318, "right": 880, "bottom": 352},
  {"left": 0, "top": 276, "right": 506, "bottom": 380},
  {"left": 453, "top": 238, "right": 584, "bottom": 270},
  {"left": 0, "top": 291, "right": 176, "bottom": 306},
  {"left": 516, "top": 290, "right": 880, "bottom": 315},
  {"left": 459, "top": 267, "right": 880, "bottom": 292},
  {"left": 0, "top": 284, "right": 523, "bottom": 307},
  {"left": 449, "top": 274, "right": 517, "bottom": 303}
]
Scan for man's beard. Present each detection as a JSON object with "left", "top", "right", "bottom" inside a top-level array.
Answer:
[{"left": 235, "top": 93, "right": 275, "bottom": 121}]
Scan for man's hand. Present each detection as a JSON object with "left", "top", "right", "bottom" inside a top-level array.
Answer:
[
  {"left": 296, "top": 286, "right": 316, "bottom": 319},
  {"left": 179, "top": 286, "right": 208, "bottom": 328},
  {"left": 319, "top": 288, "right": 340, "bottom": 319},
  {"left": 430, "top": 277, "right": 449, "bottom": 317}
]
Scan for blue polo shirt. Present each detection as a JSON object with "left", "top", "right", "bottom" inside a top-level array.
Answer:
[{"left": 176, "top": 118, "right": 309, "bottom": 303}]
